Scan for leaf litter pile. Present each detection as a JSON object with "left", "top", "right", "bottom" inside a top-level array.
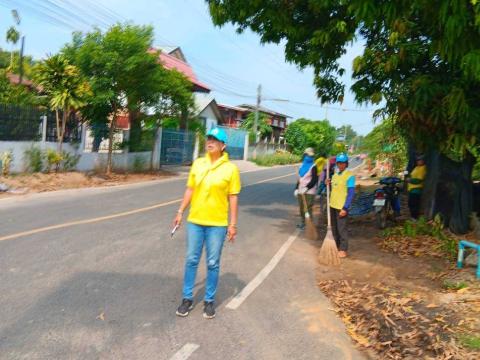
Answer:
[{"left": 319, "top": 279, "right": 480, "bottom": 359}]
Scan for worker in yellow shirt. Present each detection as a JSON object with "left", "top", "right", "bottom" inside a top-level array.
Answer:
[
  {"left": 173, "top": 127, "right": 241, "bottom": 319},
  {"left": 315, "top": 154, "right": 327, "bottom": 173},
  {"left": 328, "top": 153, "right": 355, "bottom": 258},
  {"left": 407, "top": 155, "right": 427, "bottom": 219}
]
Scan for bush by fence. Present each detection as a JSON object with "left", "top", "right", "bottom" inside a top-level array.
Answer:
[{"left": 251, "top": 151, "right": 300, "bottom": 167}]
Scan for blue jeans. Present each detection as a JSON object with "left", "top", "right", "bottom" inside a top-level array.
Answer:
[{"left": 182, "top": 222, "right": 227, "bottom": 303}]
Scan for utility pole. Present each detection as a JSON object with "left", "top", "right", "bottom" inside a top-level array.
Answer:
[{"left": 253, "top": 84, "right": 261, "bottom": 160}]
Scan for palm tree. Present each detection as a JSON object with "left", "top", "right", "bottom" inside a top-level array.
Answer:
[
  {"left": 32, "top": 55, "right": 90, "bottom": 152},
  {"left": 6, "top": 26, "right": 20, "bottom": 70}
]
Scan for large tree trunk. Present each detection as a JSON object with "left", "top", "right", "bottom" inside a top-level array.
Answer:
[
  {"left": 422, "top": 149, "right": 474, "bottom": 234},
  {"left": 179, "top": 108, "right": 188, "bottom": 130},
  {"left": 129, "top": 111, "right": 142, "bottom": 152}
]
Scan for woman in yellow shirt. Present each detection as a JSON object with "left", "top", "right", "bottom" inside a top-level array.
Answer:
[{"left": 173, "top": 127, "right": 241, "bottom": 319}]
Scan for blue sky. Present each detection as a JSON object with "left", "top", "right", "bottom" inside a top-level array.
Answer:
[{"left": 0, "top": 0, "right": 376, "bottom": 135}]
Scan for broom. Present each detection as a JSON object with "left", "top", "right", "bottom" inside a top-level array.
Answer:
[
  {"left": 318, "top": 158, "right": 340, "bottom": 266},
  {"left": 301, "top": 193, "right": 318, "bottom": 240}
]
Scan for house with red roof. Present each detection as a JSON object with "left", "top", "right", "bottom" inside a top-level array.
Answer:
[
  {"left": 151, "top": 46, "right": 210, "bottom": 93},
  {"left": 218, "top": 103, "right": 289, "bottom": 142}
]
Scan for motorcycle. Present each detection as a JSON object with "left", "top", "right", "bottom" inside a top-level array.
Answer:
[{"left": 373, "top": 176, "right": 402, "bottom": 229}]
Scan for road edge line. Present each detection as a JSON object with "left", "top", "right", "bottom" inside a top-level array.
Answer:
[{"left": 225, "top": 229, "right": 301, "bottom": 310}]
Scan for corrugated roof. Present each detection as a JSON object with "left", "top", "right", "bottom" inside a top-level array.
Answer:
[
  {"left": 217, "top": 103, "right": 249, "bottom": 112},
  {"left": 194, "top": 93, "right": 222, "bottom": 121},
  {"left": 238, "top": 104, "right": 291, "bottom": 118}
]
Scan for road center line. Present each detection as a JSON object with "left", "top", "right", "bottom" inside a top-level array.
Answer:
[
  {"left": 225, "top": 229, "right": 301, "bottom": 310},
  {"left": 169, "top": 343, "right": 200, "bottom": 360},
  {"left": 0, "top": 172, "right": 295, "bottom": 242}
]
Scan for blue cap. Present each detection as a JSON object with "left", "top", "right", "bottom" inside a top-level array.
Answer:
[
  {"left": 336, "top": 153, "right": 349, "bottom": 163},
  {"left": 207, "top": 127, "right": 228, "bottom": 144}
]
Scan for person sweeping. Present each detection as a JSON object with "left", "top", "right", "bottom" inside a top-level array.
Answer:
[
  {"left": 173, "top": 127, "right": 241, "bottom": 319},
  {"left": 295, "top": 148, "right": 318, "bottom": 232},
  {"left": 328, "top": 153, "right": 355, "bottom": 258}
]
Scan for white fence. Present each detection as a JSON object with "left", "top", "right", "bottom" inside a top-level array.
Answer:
[
  {"left": 0, "top": 124, "right": 253, "bottom": 173},
  {"left": 0, "top": 139, "right": 155, "bottom": 173}
]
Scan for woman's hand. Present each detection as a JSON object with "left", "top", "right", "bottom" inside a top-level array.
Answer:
[
  {"left": 339, "top": 209, "right": 348, "bottom": 217},
  {"left": 227, "top": 225, "right": 237, "bottom": 243},
  {"left": 173, "top": 212, "right": 183, "bottom": 227}
]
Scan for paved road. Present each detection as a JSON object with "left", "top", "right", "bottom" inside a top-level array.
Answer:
[{"left": 0, "top": 165, "right": 364, "bottom": 360}]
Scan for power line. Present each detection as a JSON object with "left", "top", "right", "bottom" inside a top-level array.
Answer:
[{"left": 263, "top": 98, "right": 375, "bottom": 112}]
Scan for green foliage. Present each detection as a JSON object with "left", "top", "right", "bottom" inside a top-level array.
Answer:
[
  {"left": 207, "top": 0, "right": 480, "bottom": 160},
  {"left": 0, "top": 69, "right": 39, "bottom": 105},
  {"left": 32, "top": 54, "right": 90, "bottom": 150},
  {"left": 284, "top": 118, "right": 336, "bottom": 156},
  {"left": 23, "top": 146, "right": 43, "bottom": 173},
  {"left": 442, "top": 280, "right": 468, "bottom": 291},
  {"left": 132, "top": 155, "right": 146, "bottom": 173},
  {"left": 161, "top": 117, "right": 180, "bottom": 129},
  {"left": 251, "top": 151, "right": 300, "bottom": 167},
  {"left": 240, "top": 112, "right": 272, "bottom": 142},
  {"left": 331, "top": 141, "right": 347, "bottom": 155},
  {"left": 63, "top": 24, "right": 189, "bottom": 172},
  {"left": 45, "top": 149, "right": 63, "bottom": 173},
  {"left": 363, "top": 117, "right": 407, "bottom": 175},
  {"left": 473, "top": 158, "right": 480, "bottom": 180},
  {"left": 1, "top": 150, "right": 13, "bottom": 176},
  {"left": 336, "top": 125, "right": 357, "bottom": 144},
  {"left": 458, "top": 334, "right": 480, "bottom": 350},
  {"left": 61, "top": 151, "right": 80, "bottom": 171},
  {"left": 385, "top": 215, "right": 458, "bottom": 258}
]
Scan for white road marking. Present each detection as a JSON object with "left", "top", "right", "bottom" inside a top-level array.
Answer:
[
  {"left": 225, "top": 229, "right": 301, "bottom": 310},
  {"left": 0, "top": 173, "right": 295, "bottom": 242},
  {"left": 243, "top": 173, "right": 295, "bottom": 187},
  {"left": 169, "top": 343, "right": 200, "bottom": 360}
]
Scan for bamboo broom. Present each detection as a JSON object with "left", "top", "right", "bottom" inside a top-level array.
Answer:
[
  {"left": 318, "top": 158, "right": 340, "bottom": 266},
  {"left": 301, "top": 193, "right": 318, "bottom": 240}
]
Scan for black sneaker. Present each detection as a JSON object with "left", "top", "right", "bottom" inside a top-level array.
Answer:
[
  {"left": 176, "top": 299, "right": 193, "bottom": 317},
  {"left": 203, "top": 301, "right": 215, "bottom": 319}
]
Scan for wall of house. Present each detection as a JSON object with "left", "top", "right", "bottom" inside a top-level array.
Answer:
[{"left": 199, "top": 105, "right": 219, "bottom": 131}]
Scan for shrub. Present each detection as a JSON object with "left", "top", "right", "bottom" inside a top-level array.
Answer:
[
  {"left": 1, "top": 151, "right": 13, "bottom": 176},
  {"left": 61, "top": 151, "right": 80, "bottom": 171},
  {"left": 45, "top": 149, "right": 63, "bottom": 173},
  {"left": 251, "top": 152, "right": 301, "bottom": 167},
  {"left": 132, "top": 155, "right": 146, "bottom": 172},
  {"left": 23, "top": 145, "right": 43, "bottom": 172}
]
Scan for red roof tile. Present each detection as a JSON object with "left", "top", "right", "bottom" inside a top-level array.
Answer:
[{"left": 150, "top": 48, "right": 210, "bottom": 92}]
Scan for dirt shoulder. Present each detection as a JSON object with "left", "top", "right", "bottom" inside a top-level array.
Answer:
[
  {"left": 315, "top": 165, "right": 480, "bottom": 359},
  {"left": 0, "top": 171, "right": 174, "bottom": 199}
]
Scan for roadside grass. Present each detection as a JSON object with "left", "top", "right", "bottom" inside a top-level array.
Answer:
[
  {"left": 251, "top": 152, "right": 300, "bottom": 167},
  {"left": 442, "top": 280, "right": 469, "bottom": 291},
  {"left": 458, "top": 334, "right": 480, "bottom": 350}
]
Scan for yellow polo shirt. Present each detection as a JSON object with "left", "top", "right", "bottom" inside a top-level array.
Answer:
[
  {"left": 408, "top": 165, "right": 427, "bottom": 192},
  {"left": 330, "top": 170, "right": 355, "bottom": 210},
  {"left": 187, "top": 152, "right": 241, "bottom": 226},
  {"left": 315, "top": 157, "right": 327, "bottom": 172}
]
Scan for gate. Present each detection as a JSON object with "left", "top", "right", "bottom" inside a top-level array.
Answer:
[
  {"left": 160, "top": 129, "right": 195, "bottom": 165},
  {"left": 218, "top": 126, "right": 247, "bottom": 160}
]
